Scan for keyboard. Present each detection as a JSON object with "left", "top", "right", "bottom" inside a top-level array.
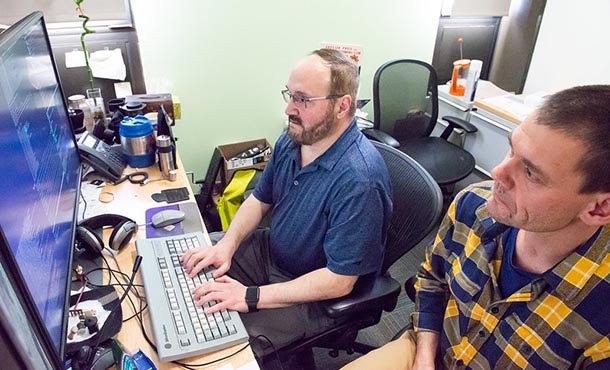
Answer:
[{"left": 136, "top": 232, "right": 249, "bottom": 362}]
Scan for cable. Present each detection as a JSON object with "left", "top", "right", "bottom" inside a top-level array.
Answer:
[
  {"left": 80, "top": 190, "right": 88, "bottom": 220},
  {"left": 83, "top": 256, "right": 143, "bottom": 370},
  {"left": 114, "top": 171, "right": 150, "bottom": 185},
  {"left": 170, "top": 341, "right": 252, "bottom": 369},
  {"left": 85, "top": 265, "right": 147, "bottom": 322}
]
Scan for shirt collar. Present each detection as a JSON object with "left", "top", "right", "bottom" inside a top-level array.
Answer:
[
  {"left": 543, "top": 226, "right": 607, "bottom": 300},
  {"left": 314, "top": 119, "right": 360, "bottom": 171},
  {"left": 478, "top": 212, "right": 609, "bottom": 300},
  {"left": 481, "top": 222, "right": 610, "bottom": 300}
]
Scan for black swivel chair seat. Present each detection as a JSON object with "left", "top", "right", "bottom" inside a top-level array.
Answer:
[
  {"left": 398, "top": 136, "right": 475, "bottom": 185},
  {"left": 265, "top": 141, "right": 443, "bottom": 367},
  {"left": 363, "top": 59, "right": 478, "bottom": 195}
]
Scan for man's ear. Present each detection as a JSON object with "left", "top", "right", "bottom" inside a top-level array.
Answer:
[
  {"left": 336, "top": 95, "right": 352, "bottom": 119},
  {"left": 581, "top": 194, "right": 610, "bottom": 226}
]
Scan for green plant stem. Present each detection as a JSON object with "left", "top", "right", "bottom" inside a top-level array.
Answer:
[{"left": 77, "top": 11, "right": 95, "bottom": 91}]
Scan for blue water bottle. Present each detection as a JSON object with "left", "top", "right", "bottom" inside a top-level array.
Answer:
[{"left": 119, "top": 115, "right": 156, "bottom": 168}]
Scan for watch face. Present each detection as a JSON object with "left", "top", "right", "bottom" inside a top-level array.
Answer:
[{"left": 246, "top": 286, "right": 259, "bottom": 303}]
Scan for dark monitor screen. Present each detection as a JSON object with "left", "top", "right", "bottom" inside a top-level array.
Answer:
[{"left": 0, "top": 11, "right": 81, "bottom": 367}]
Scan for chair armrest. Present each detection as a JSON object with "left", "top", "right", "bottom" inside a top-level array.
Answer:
[
  {"left": 362, "top": 128, "right": 400, "bottom": 148},
  {"left": 440, "top": 116, "right": 478, "bottom": 140},
  {"left": 322, "top": 274, "right": 401, "bottom": 319}
]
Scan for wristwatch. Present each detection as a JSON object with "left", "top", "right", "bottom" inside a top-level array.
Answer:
[{"left": 245, "top": 286, "right": 260, "bottom": 313}]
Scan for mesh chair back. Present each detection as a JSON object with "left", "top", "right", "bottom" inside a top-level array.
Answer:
[
  {"left": 372, "top": 141, "right": 443, "bottom": 273},
  {"left": 373, "top": 60, "right": 439, "bottom": 141}
]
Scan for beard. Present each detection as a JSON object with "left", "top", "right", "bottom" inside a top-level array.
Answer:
[{"left": 287, "top": 105, "right": 336, "bottom": 145}]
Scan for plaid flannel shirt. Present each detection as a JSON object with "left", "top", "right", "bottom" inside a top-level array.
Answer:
[{"left": 413, "top": 181, "right": 610, "bottom": 369}]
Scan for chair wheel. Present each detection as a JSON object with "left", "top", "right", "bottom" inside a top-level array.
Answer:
[
  {"left": 328, "top": 349, "right": 339, "bottom": 358},
  {"left": 346, "top": 348, "right": 354, "bottom": 355}
]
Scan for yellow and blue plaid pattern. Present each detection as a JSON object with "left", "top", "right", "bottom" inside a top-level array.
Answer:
[{"left": 413, "top": 181, "right": 610, "bottom": 369}]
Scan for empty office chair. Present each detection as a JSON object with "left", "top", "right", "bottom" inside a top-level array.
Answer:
[
  {"left": 266, "top": 141, "right": 443, "bottom": 367},
  {"left": 363, "top": 59, "right": 478, "bottom": 202}
]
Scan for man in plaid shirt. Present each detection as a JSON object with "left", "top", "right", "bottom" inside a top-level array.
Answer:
[{"left": 345, "top": 86, "right": 610, "bottom": 369}]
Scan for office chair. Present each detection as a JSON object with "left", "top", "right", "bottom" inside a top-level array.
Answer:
[
  {"left": 267, "top": 141, "right": 443, "bottom": 367},
  {"left": 362, "top": 59, "right": 478, "bottom": 203},
  {"left": 194, "top": 148, "right": 223, "bottom": 232}
]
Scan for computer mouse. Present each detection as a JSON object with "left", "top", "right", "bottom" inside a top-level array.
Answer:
[{"left": 151, "top": 209, "right": 185, "bottom": 228}]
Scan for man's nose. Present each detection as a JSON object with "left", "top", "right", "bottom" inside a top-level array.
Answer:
[
  {"left": 284, "top": 99, "right": 298, "bottom": 116},
  {"left": 491, "top": 154, "right": 514, "bottom": 189}
]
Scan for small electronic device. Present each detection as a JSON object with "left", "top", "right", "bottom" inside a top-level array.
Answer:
[
  {"left": 151, "top": 209, "right": 186, "bottom": 228},
  {"left": 78, "top": 132, "right": 127, "bottom": 182}
]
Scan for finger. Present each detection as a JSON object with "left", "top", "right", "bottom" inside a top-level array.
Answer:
[
  {"left": 189, "top": 256, "right": 214, "bottom": 277},
  {"left": 180, "top": 249, "right": 193, "bottom": 264},
  {"left": 204, "top": 300, "right": 230, "bottom": 314},
  {"left": 214, "top": 275, "right": 231, "bottom": 283},
  {"left": 213, "top": 262, "right": 231, "bottom": 278},
  {"left": 191, "top": 283, "right": 209, "bottom": 299},
  {"left": 195, "top": 291, "right": 222, "bottom": 307}
]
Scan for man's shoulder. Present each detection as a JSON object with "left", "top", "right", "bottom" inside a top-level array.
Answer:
[
  {"left": 345, "top": 134, "right": 388, "bottom": 176},
  {"left": 450, "top": 180, "right": 494, "bottom": 226},
  {"left": 455, "top": 181, "right": 493, "bottom": 205}
]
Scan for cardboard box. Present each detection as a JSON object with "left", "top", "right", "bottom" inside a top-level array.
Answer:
[{"left": 217, "top": 138, "right": 271, "bottom": 186}]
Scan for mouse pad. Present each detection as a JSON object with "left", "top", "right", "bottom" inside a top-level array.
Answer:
[{"left": 144, "top": 202, "right": 204, "bottom": 238}]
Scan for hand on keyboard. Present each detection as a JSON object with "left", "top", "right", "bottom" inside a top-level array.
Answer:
[
  {"left": 181, "top": 238, "right": 236, "bottom": 278},
  {"left": 191, "top": 275, "right": 249, "bottom": 313}
]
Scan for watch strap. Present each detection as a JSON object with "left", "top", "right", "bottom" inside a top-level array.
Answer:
[{"left": 245, "top": 286, "right": 260, "bottom": 313}]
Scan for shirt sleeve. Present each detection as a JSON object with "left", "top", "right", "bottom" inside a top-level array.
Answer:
[
  {"left": 588, "top": 358, "right": 610, "bottom": 370},
  {"left": 323, "top": 181, "right": 389, "bottom": 276},
  {"left": 411, "top": 198, "right": 457, "bottom": 333},
  {"left": 253, "top": 135, "right": 285, "bottom": 205}
]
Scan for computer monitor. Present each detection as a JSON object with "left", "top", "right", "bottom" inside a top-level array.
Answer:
[{"left": 0, "top": 11, "right": 81, "bottom": 369}]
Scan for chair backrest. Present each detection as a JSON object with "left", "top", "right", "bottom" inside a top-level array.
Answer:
[
  {"left": 373, "top": 59, "right": 439, "bottom": 141},
  {"left": 372, "top": 141, "right": 443, "bottom": 273}
]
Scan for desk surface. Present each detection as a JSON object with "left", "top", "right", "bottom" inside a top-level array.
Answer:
[{"left": 94, "top": 156, "right": 258, "bottom": 369}]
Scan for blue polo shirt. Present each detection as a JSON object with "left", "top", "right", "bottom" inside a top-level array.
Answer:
[{"left": 253, "top": 121, "right": 392, "bottom": 277}]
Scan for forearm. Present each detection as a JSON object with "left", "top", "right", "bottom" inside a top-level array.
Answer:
[
  {"left": 222, "top": 195, "right": 269, "bottom": 251},
  {"left": 258, "top": 268, "right": 358, "bottom": 309}
]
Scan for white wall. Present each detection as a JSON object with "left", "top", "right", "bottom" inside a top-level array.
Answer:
[
  {"left": 129, "top": 0, "right": 442, "bottom": 181},
  {"left": 523, "top": 0, "right": 610, "bottom": 93}
]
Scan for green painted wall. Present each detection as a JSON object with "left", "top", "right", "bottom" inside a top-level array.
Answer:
[{"left": 130, "top": 1, "right": 442, "bottom": 186}]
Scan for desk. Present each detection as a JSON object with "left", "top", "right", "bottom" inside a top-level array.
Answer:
[{"left": 92, "top": 155, "right": 258, "bottom": 369}]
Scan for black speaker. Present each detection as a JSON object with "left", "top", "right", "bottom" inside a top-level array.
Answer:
[{"left": 76, "top": 214, "right": 137, "bottom": 255}]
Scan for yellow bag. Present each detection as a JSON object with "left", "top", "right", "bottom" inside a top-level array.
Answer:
[{"left": 216, "top": 169, "right": 257, "bottom": 231}]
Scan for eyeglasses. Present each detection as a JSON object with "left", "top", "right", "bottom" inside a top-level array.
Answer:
[{"left": 281, "top": 89, "right": 344, "bottom": 108}]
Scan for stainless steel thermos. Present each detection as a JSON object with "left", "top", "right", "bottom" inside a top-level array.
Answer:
[{"left": 156, "top": 135, "right": 176, "bottom": 180}]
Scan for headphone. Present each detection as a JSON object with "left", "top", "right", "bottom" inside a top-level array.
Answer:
[{"left": 75, "top": 214, "right": 137, "bottom": 255}]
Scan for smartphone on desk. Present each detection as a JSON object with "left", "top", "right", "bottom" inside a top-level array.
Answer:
[{"left": 77, "top": 132, "right": 126, "bottom": 183}]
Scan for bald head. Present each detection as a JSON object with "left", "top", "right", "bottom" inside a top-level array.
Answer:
[{"left": 310, "top": 49, "right": 359, "bottom": 116}]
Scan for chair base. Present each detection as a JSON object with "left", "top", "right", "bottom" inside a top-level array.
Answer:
[{"left": 259, "top": 313, "right": 382, "bottom": 368}]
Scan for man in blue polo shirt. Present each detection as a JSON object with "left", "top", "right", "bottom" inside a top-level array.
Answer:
[{"left": 182, "top": 49, "right": 392, "bottom": 356}]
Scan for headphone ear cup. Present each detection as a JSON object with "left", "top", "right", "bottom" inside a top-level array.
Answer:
[
  {"left": 71, "top": 345, "right": 94, "bottom": 370},
  {"left": 76, "top": 226, "right": 104, "bottom": 256},
  {"left": 108, "top": 220, "right": 137, "bottom": 251}
]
